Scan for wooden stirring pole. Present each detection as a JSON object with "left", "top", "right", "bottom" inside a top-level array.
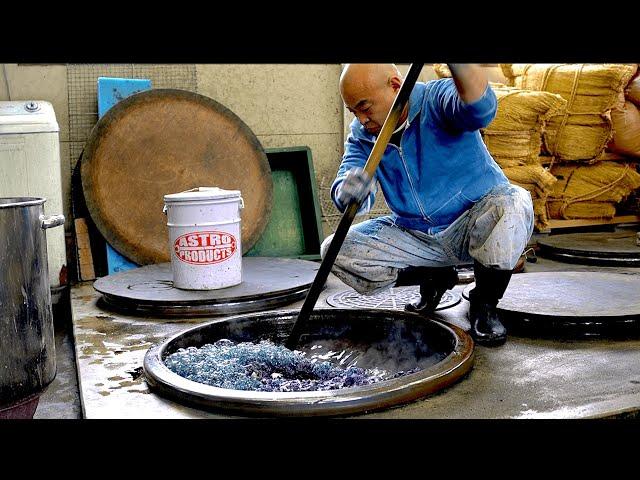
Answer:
[{"left": 285, "top": 63, "right": 424, "bottom": 350}]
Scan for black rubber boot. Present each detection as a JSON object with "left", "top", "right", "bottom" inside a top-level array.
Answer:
[
  {"left": 395, "top": 266, "right": 458, "bottom": 315},
  {"left": 467, "top": 260, "right": 513, "bottom": 347}
]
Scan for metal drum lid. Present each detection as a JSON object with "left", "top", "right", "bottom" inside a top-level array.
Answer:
[
  {"left": 81, "top": 89, "right": 272, "bottom": 265},
  {"left": 93, "top": 257, "right": 319, "bottom": 317},
  {"left": 537, "top": 231, "right": 640, "bottom": 267},
  {"left": 462, "top": 272, "right": 640, "bottom": 335}
]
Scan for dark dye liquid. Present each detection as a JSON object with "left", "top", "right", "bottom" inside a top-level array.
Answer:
[{"left": 164, "top": 339, "right": 421, "bottom": 392}]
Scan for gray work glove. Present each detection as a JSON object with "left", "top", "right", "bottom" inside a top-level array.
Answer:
[{"left": 336, "top": 167, "right": 374, "bottom": 207}]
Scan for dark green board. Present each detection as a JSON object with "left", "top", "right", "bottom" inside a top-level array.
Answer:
[{"left": 246, "top": 147, "right": 324, "bottom": 260}]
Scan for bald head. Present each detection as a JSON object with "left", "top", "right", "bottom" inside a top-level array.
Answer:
[
  {"left": 340, "top": 64, "right": 405, "bottom": 136},
  {"left": 340, "top": 64, "right": 402, "bottom": 101}
]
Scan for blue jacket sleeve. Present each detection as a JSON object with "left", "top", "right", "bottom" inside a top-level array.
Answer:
[
  {"left": 330, "top": 132, "right": 377, "bottom": 215},
  {"left": 426, "top": 78, "right": 497, "bottom": 132}
]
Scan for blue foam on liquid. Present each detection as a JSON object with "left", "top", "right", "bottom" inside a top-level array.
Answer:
[{"left": 164, "top": 339, "right": 420, "bottom": 392}]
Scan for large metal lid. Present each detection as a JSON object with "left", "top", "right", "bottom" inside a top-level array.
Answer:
[
  {"left": 462, "top": 272, "right": 640, "bottom": 336},
  {"left": 81, "top": 89, "right": 273, "bottom": 264},
  {"left": 537, "top": 231, "right": 640, "bottom": 267},
  {"left": 0, "top": 101, "right": 59, "bottom": 134},
  {"left": 93, "top": 257, "right": 320, "bottom": 317}
]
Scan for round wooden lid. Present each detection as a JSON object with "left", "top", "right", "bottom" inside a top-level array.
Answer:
[{"left": 81, "top": 89, "right": 272, "bottom": 265}]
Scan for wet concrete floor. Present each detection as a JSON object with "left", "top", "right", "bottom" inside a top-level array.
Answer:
[{"left": 36, "top": 231, "right": 640, "bottom": 419}]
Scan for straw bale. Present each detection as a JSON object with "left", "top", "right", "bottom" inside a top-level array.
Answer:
[
  {"left": 489, "top": 85, "right": 566, "bottom": 130},
  {"left": 501, "top": 165, "right": 557, "bottom": 230},
  {"left": 546, "top": 201, "right": 617, "bottom": 219},
  {"left": 502, "top": 165, "right": 557, "bottom": 192},
  {"left": 547, "top": 161, "right": 640, "bottom": 219},
  {"left": 432, "top": 64, "right": 510, "bottom": 84},
  {"left": 480, "top": 85, "right": 566, "bottom": 166},
  {"left": 500, "top": 64, "right": 637, "bottom": 113},
  {"left": 482, "top": 130, "right": 542, "bottom": 166},
  {"left": 542, "top": 113, "right": 613, "bottom": 161}
]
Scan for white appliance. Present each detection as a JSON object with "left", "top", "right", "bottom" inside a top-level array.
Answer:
[{"left": 0, "top": 100, "right": 66, "bottom": 302}]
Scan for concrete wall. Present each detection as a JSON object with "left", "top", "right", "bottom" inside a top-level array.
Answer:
[
  {"left": 0, "top": 63, "right": 509, "bottom": 248},
  {"left": 0, "top": 63, "right": 345, "bottom": 240},
  {"left": 196, "top": 64, "right": 344, "bottom": 238},
  {"left": 1, "top": 64, "right": 71, "bottom": 227}
]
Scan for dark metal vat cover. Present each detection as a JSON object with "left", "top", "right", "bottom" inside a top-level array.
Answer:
[{"left": 93, "top": 257, "right": 320, "bottom": 317}]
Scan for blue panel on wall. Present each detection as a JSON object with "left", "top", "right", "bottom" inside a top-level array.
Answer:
[{"left": 97, "top": 77, "right": 152, "bottom": 274}]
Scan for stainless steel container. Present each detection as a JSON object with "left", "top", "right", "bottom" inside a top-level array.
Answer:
[{"left": 0, "top": 197, "right": 64, "bottom": 418}]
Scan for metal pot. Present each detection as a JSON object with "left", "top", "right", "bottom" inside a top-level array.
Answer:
[{"left": 0, "top": 197, "right": 64, "bottom": 418}]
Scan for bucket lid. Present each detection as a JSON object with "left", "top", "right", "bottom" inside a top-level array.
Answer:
[{"left": 164, "top": 187, "right": 242, "bottom": 203}]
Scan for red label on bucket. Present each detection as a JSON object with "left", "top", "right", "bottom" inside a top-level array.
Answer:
[{"left": 174, "top": 231, "right": 237, "bottom": 265}]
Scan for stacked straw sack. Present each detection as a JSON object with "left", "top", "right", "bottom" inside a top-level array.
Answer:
[
  {"left": 432, "top": 64, "right": 640, "bottom": 228},
  {"left": 500, "top": 64, "right": 637, "bottom": 161},
  {"left": 501, "top": 64, "right": 640, "bottom": 222},
  {"left": 433, "top": 64, "right": 564, "bottom": 229},
  {"left": 547, "top": 157, "right": 640, "bottom": 219}
]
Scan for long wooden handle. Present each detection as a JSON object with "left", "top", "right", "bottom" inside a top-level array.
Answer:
[{"left": 285, "top": 63, "right": 424, "bottom": 350}]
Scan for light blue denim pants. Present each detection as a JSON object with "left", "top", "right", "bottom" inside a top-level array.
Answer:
[{"left": 321, "top": 183, "right": 534, "bottom": 294}]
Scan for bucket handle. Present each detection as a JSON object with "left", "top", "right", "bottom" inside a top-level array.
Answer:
[{"left": 40, "top": 214, "right": 65, "bottom": 229}]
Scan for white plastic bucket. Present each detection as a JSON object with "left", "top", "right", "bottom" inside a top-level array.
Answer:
[{"left": 163, "top": 187, "right": 244, "bottom": 290}]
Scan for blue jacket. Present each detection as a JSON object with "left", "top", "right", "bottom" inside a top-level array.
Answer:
[{"left": 331, "top": 79, "right": 509, "bottom": 234}]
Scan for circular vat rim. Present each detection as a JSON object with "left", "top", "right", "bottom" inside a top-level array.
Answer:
[{"left": 143, "top": 308, "right": 475, "bottom": 417}]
